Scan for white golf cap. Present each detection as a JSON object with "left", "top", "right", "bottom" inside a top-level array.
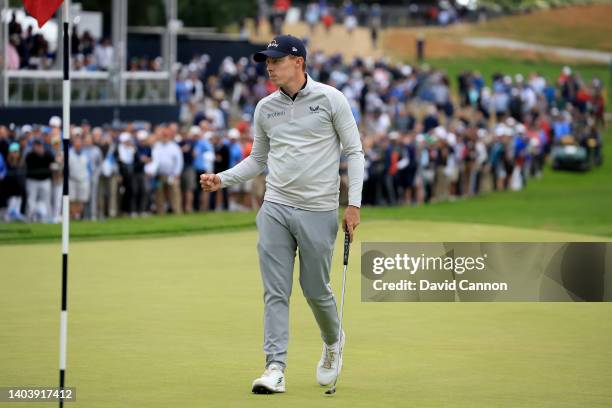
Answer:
[
  {"left": 228, "top": 128, "right": 240, "bottom": 140},
  {"left": 21, "top": 124, "right": 32, "bottom": 133},
  {"left": 189, "top": 126, "right": 201, "bottom": 136},
  {"left": 433, "top": 126, "right": 447, "bottom": 140},
  {"left": 494, "top": 124, "right": 507, "bottom": 137},
  {"left": 137, "top": 129, "right": 149, "bottom": 141},
  {"left": 49, "top": 116, "right": 62, "bottom": 127},
  {"left": 119, "top": 132, "right": 132, "bottom": 143}
]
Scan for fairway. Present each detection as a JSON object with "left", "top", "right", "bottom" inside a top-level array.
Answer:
[{"left": 1, "top": 220, "right": 611, "bottom": 407}]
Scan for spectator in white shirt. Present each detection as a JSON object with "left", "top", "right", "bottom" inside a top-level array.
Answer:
[
  {"left": 152, "top": 125, "right": 183, "bottom": 214},
  {"left": 69, "top": 134, "right": 91, "bottom": 220},
  {"left": 94, "top": 38, "right": 114, "bottom": 71}
]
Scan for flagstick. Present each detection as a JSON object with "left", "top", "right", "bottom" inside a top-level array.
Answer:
[{"left": 59, "top": 1, "right": 71, "bottom": 407}]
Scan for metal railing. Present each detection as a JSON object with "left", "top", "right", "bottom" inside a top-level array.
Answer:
[{"left": 3, "top": 70, "right": 170, "bottom": 106}]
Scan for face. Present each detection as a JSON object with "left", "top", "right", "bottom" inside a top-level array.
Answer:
[
  {"left": 266, "top": 56, "right": 303, "bottom": 87},
  {"left": 168, "top": 123, "right": 178, "bottom": 136},
  {"left": 162, "top": 128, "right": 172, "bottom": 142},
  {"left": 92, "top": 129, "right": 102, "bottom": 144}
]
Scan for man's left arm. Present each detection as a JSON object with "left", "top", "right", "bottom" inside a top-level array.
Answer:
[{"left": 331, "top": 91, "right": 365, "bottom": 242}]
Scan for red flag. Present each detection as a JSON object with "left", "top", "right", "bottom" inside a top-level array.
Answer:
[{"left": 23, "top": 0, "right": 64, "bottom": 28}]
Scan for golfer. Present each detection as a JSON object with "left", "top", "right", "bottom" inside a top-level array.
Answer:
[{"left": 200, "top": 34, "right": 364, "bottom": 394}]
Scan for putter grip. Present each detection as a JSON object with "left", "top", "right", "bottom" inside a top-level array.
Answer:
[{"left": 343, "top": 230, "right": 350, "bottom": 266}]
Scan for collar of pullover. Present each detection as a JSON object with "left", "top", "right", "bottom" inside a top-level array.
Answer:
[{"left": 279, "top": 73, "right": 313, "bottom": 102}]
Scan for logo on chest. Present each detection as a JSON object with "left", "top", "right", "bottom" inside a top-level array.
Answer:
[
  {"left": 267, "top": 110, "right": 286, "bottom": 120},
  {"left": 309, "top": 105, "right": 321, "bottom": 114}
]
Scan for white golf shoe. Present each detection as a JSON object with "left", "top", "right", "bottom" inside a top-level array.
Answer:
[
  {"left": 316, "top": 331, "right": 345, "bottom": 386},
  {"left": 251, "top": 363, "right": 286, "bottom": 394}
]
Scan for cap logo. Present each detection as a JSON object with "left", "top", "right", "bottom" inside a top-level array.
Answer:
[
  {"left": 268, "top": 40, "right": 279, "bottom": 48},
  {"left": 292, "top": 47, "right": 298, "bottom": 52}
]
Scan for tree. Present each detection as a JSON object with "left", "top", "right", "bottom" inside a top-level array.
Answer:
[{"left": 177, "top": 0, "right": 257, "bottom": 30}]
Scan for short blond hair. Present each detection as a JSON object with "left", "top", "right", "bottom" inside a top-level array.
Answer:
[{"left": 289, "top": 55, "right": 307, "bottom": 72}]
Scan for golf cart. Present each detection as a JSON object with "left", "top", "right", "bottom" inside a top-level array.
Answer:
[{"left": 551, "top": 133, "right": 603, "bottom": 171}]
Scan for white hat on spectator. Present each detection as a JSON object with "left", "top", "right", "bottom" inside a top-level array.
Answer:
[
  {"left": 49, "top": 116, "right": 62, "bottom": 128},
  {"left": 228, "top": 128, "right": 240, "bottom": 140},
  {"left": 388, "top": 131, "right": 399, "bottom": 141},
  {"left": 137, "top": 129, "right": 149, "bottom": 141},
  {"left": 119, "top": 132, "right": 132, "bottom": 143},
  {"left": 515, "top": 74, "right": 524, "bottom": 83},
  {"left": 433, "top": 126, "right": 447, "bottom": 140},
  {"left": 188, "top": 126, "right": 201, "bottom": 136},
  {"left": 516, "top": 124, "right": 526, "bottom": 134},
  {"left": 505, "top": 117, "right": 517, "bottom": 128},
  {"left": 494, "top": 124, "right": 508, "bottom": 137},
  {"left": 477, "top": 128, "right": 488, "bottom": 139},
  {"left": 21, "top": 125, "right": 32, "bottom": 134},
  {"left": 203, "top": 131, "right": 214, "bottom": 141},
  {"left": 72, "top": 127, "right": 83, "bottom": 136},
  {"left": 562, "top": 66, "right": 572, "bottom": 76}
]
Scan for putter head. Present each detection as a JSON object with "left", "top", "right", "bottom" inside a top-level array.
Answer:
[{"left": 325, "top": 387, "right": 336, "bottom": 395}]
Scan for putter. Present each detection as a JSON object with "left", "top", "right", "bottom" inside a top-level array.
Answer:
[{"left": 325, "top": 227, "right": 351, "bottom": 395}]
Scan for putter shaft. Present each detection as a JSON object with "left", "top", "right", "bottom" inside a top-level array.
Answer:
[{"left": 325, "top": 231, "right": 350, "bottom": 395}]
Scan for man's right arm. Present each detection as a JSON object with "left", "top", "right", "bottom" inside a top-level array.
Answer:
[{"left": 217, "top": 103, "right": 269, "bottom": 188}]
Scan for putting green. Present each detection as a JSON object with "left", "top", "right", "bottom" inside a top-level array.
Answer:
[{"left": 1, "top": 220, "right": 611, "bottom": 407}]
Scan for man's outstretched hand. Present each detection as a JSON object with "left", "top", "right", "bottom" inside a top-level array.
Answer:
[
  {"left": 343, "top": 205, "right": 360, "bottom": 243},
  {"left": 200, "top": 173, "right": 221, "bottom": 192}
]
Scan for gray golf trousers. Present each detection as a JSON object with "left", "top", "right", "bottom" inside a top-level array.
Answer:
[{"left": 256, "top": 200, "right": 340, "bottom": 369}]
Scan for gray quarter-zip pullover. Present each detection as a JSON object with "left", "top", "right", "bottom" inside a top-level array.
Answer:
[{"left": 218, "top": 74, "right": 365, "bottom": 211}]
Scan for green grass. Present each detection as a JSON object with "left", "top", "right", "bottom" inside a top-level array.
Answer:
[
  {"left": 2, "top": 126, "right": 611, "bottom": 244},
  {"left": 0, "top": 211, "right": 257, "bottom": 244},
  {"left": 1, "top": 224, "right": 611, "bottom": 407}
]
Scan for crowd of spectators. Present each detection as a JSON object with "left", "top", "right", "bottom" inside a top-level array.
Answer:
[
  {"left": 6, "top": 11, "right": 161, "bottom": 72},
  {"left": 263, "top": 0, "right": 477, "bottom": 45},
  {"left": 0, "top": 38, "right": 606, "bottom": 223}
]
